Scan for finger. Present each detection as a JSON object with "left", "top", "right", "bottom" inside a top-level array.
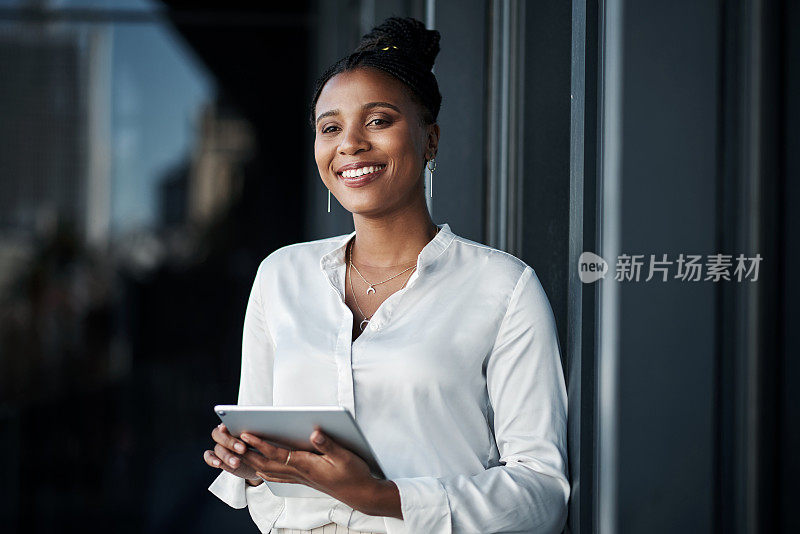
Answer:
[
  {"left": 308, "top": 429, "right": 343, "bottom": 461},
  {"left": 240, "top": 433, "right": 291, "bottom": 465},
  {"left": 212, "top": 424, "right": 248, "bottom": 455},
  {"left": 204, "top": 450, "right": 222, "bottom": 468},
  {"left": 240, "top": 449, "right": 305, "bottom": 478},
  {"left": 213, "top": 423, "right": 248, "bottom": 455},
  {"left": 205, "top": 449, "right": 243, "bottom": 477},
  {"left": 215, "top": 443, "right": 242, "bottom": 469}
]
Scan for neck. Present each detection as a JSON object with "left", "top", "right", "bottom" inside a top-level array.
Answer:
[{"left": 350, "top": 207, "right": 439, "bottom": 269}]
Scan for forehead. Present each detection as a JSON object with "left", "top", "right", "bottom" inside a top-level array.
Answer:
[{"left": 316, "top": 68, "right": 412, "bottom": 113}]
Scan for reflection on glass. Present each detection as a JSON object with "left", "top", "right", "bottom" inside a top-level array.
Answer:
[{"left": 0, "top": 0, "right": 252, "bottom": 396}]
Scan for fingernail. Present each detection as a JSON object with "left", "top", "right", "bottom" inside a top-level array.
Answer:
[
  {"left": 312, "top": 431, "right": 325, "bottom": 444},
  {"left": 213, "top": 459, "right": 220, "bottom": 467},
  {"left": 235, "top": 443, "right": 246, "bottom": 453},
  {"left": 240, "top": 434, "right": 250, "bottom": 442},
  {"left": 229, "top": 457, "right": 238, "bottom": 466}
]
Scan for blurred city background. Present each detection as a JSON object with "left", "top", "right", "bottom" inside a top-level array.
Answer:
[
  {"left": 1, "top": 0, "right": 797, "bottom": 533},
  {"left": 0, "top": 0, "right": 313, "bottom": 531}
]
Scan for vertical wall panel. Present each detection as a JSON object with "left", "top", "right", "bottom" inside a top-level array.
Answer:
[
  {"left": 779, "top": 2, "right": 800, "bottom": 532},
  {"left": 599, "top": 0, "right": 725, "bottom": 532},
  {"left": 521, "top": 0, "right": 572, "bottom": 362},
  {"left": 428, "top": 0, "right": 488, "bottom": 242}
]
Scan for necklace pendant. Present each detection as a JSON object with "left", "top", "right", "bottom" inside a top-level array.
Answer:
[
  {"left": 359, "top": 318, "right": 370, "bottom": 331},
  {"left": 366, "top": 285, "right": 376, "bottom": 295}
]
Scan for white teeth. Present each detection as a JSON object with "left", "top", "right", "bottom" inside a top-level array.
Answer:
[{"left": 342, "top": 165, "right": 384, "bottom": 178}]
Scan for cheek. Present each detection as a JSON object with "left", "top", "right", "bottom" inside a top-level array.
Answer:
[
  {"left": 383, "top": 133, "right": 422, "bottom": 169},
  {"left": 314, "top": 142, "right": 332, "bottom": 172},
  {"left": 313, "top": 139, "right": 323, "bottom": 163},
  {"left": 394, "top": 149, "right": 422, "bottom": 177}
]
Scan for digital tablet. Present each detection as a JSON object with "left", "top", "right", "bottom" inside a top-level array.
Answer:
[{"left": 214, "top": 405, "right": 387, "bottom": 498}]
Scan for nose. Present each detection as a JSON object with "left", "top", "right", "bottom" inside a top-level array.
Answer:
[{"left": 338, "top": 123, "right": 370, "bottom": 155}]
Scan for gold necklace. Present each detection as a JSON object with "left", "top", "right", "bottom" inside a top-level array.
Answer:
[
  {"left": 348, "top": 240, "right": 417, "bottom": 331},
  {"left": 348, "top": 227, "right": 440, "bottom": 295},
  {"left": 350, "top": 256, "right": 417, "bottom": 295}
]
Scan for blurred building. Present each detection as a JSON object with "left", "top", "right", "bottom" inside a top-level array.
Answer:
[
  {"left": 187, "top": 101, "right": 253, "bottom": 226},
  {"left": 0, "top": 20, "right": 111, "bottom": 289},
  {"left": 159, "top": 100, "right": 254, "bottom": 230}
]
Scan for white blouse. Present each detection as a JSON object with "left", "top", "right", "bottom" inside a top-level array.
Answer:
[{"left": 208, "top": 222, "right": 569, "bottom": 533}]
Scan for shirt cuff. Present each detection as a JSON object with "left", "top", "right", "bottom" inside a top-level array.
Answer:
[
  {"left": 384, "top": 477, "right": 451, "bottom": 534},
  {"left": 208, "top": 470, "right": 247, "bottom": 509},
  {"left": 208, "top": 471, "right": 286, "bottom": 531},
  {"left": 245, "top": 481, "right": 286, "bottom": 533}
]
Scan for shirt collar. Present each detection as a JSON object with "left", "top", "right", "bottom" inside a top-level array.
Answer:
[{"left": 319, "top": 222, "right": 455, "bottom": 273}]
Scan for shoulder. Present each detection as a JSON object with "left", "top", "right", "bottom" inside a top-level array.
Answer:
[
  {"left": 448, "top": 236, "right": 555, "bottom": 328},
  {"left": 443, "top": 234, "right": 556, "bottom": 330},
  {"left": 447, "top": 233, "right": 533, "bottom": 290}
]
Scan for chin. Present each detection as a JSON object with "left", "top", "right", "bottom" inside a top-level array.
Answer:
[{"left": 344, "top": 198, "right": 390, "bottom": 216}]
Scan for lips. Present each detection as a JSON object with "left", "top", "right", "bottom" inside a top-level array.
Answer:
[
  {"left": 335, "top": 161, "right": 386, "bottom": 174},
  {"left": 338, "top": 165, "right": 386, "bottom": 187}
]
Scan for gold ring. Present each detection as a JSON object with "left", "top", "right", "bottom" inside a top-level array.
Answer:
[{"left": 284, "top": 450, "right": 292, "bottom": 466}]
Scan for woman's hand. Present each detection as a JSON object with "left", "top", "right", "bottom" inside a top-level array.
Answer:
[
  {"left": 237, "top": 427, "right": 402, "bottom": 519},
  {"left": 203, "top": 423, "right": 261, "bottom": 484}
]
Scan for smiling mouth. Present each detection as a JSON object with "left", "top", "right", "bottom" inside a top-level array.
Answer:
[{"left": 337, "top": 164, "right": 387, "bottom": 179}]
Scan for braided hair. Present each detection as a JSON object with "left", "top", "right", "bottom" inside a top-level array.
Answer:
[{"left": 308, "top": 16, "right": 442, "bottom": 129}]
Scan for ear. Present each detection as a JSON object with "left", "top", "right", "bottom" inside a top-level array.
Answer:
[{"left": 426, "top": 122, "right": 440, "bottom": 157}]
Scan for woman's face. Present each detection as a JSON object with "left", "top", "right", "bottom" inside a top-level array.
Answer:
[{"left": 314, "top": 67, "right": 437, "bottom": 217}]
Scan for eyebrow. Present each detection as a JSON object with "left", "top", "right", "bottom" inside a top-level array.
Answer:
[{"left": 315, "top": 101, "right": 401, "bottom": 126}]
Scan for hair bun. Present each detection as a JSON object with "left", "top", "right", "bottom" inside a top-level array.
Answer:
[
  {"left": 354, "top": 16, "right": 441, "bottom": 71},
  {"left": 308, "top": 15, "right": 443, "bottom": 126}
]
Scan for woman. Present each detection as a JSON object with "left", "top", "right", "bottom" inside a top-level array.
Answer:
[{"left": 203, "top": 16, "right": 569, "bottom": 534}]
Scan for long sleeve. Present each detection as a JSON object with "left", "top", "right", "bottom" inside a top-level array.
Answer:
[
  {"left": 386, "top": 266, "right": 570, "bottom": 534},
  {"left": 207, "top": 259, "right": 286, "bottom": 530}
]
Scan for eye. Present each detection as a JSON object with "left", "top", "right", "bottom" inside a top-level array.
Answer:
[{"left": 320, "top": 117, "right": 390, "bottom": 135}]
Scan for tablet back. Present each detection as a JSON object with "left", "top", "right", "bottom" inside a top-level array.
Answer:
[{"left": 214, "top": 405, "right": 386, "bottom": 499}]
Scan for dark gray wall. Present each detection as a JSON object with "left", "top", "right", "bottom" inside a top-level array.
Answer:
[
  {"left": 780, "top": 2, "right": 800, "bottom": 532},
  {"left": 599, "top": 0, "right": 796, "bottom": 532},
  {"left": 568, "top": 0, "right": 599, "bottom": 532},
  {"left": 521, "top": 0, "right": 572, "bottom": 369},
  {"left": 616, "top": 2, "right": 719, "bottom": 531},
  {"left": 427, "top": 0, "right": 488, "bottom": 242}
]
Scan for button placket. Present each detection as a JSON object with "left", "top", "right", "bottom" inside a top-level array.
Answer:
[
  {"left": 336, "top": 311, "right": 355, "bottom": 416},
  {"left": 357, "top": 281, "right": 405, "bottom": 337},
  {"left": 324, "top": 262, "right": 357, "bottom": 416},
  {"left": 340, "top": 284, "right": 357, "bottom": 416}
]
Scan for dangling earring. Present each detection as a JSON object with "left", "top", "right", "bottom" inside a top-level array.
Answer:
[
  {"left": 426, "top": 157, "right": 437, "bottom": 198},
  {"left": 327, "top": 188, "right": 331, "bottom": 213}
]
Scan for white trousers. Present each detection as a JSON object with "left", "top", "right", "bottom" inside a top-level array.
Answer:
[{"left": 274, "top": 524, "right": 377, "bottom": 534}]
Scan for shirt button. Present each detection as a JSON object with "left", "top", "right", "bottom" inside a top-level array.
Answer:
[{"left": 371, "top": 321, "right": 380, "bottom": 331}]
